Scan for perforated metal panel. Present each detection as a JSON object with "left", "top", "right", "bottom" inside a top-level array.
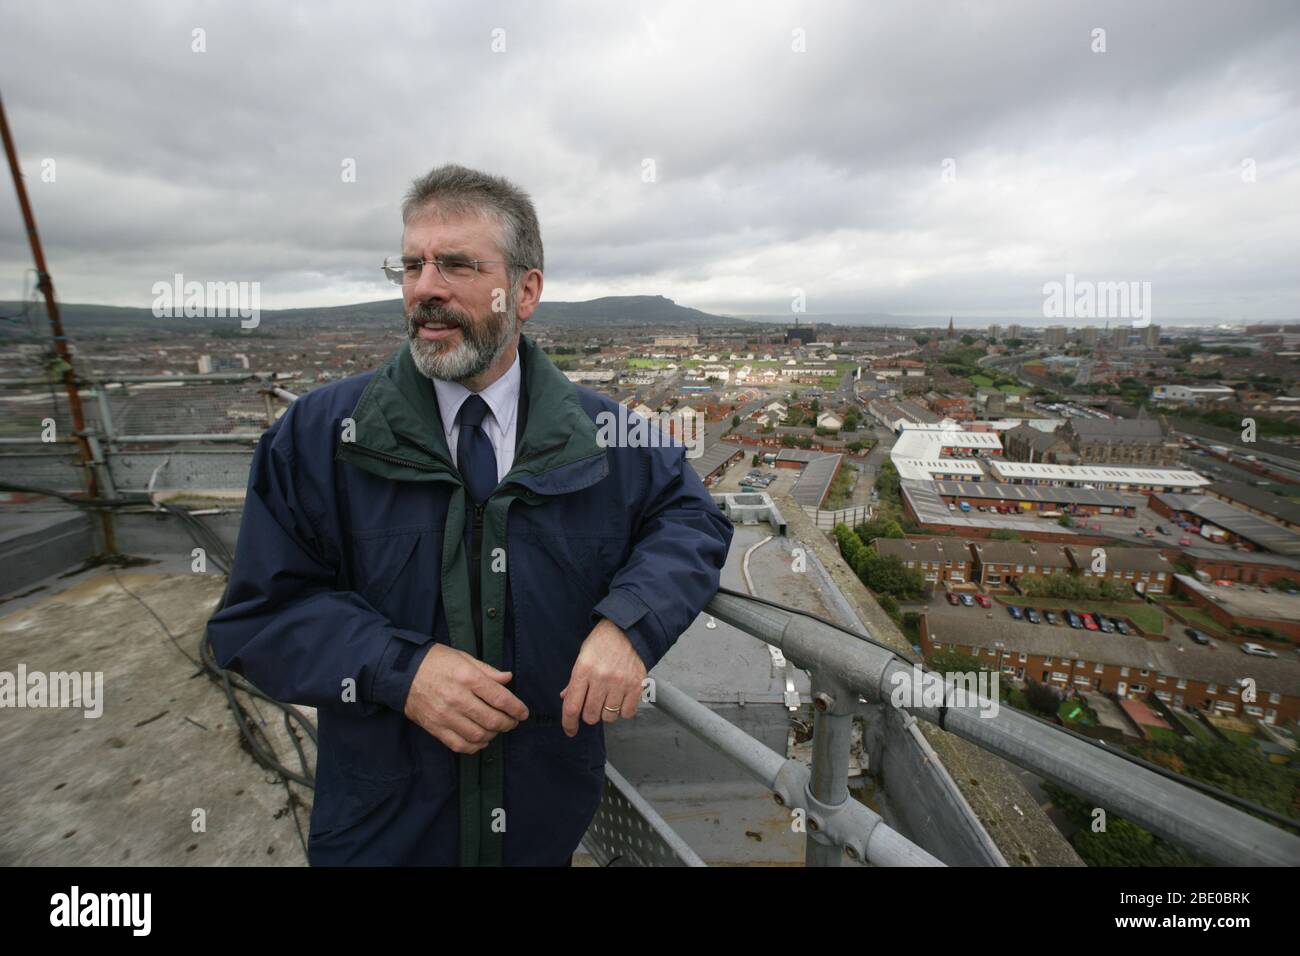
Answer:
[{"left": 581, "top": 763, "right": 706, "bottom": 867}]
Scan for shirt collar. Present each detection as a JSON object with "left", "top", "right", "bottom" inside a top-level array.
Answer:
[{"left": 432, "top": 349, "right": 521, "bottom": 439}]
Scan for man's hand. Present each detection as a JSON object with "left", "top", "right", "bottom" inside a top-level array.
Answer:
[
  {"left": 404, "top": 644, "right": 529, "bottom": 754},
  {"left": 560, "top": 618, "right": 647, "bottom": 736}
]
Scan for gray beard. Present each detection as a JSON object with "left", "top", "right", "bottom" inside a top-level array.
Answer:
[{"left": 406, "top": 300, "right": 516, "bottom": 383}]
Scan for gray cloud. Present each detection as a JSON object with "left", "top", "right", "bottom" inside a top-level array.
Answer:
[{"left": 1, "top": 0, "right": 1297, "bottom": 320}]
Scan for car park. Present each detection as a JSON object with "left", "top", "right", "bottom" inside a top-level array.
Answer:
[
  {"left": 1026, "top": 608, "right": 1042, "bottom": 624},
  {"left": 1184, "top": 627, "right": 1210, "bottom": 645},
  {"left": 1007, "top": 605, "right": 1023, "bottom": 620},
  {"left": 945, "top": 592, "right": 960, "bottom": 606},
  {"left": 1044, "top": 610, "right": 1059, "bottom": 625},
  {"left": 974, "top": 594, "right": 991, "bottom": 608},
  {"left": 1241, "top": 643, "right": 1278, "bottom": 658},
  {"left": 1080, "top": 613, "right": 1099, "bottom": 631},
  {"left": 960, "top": 593, "right": 975, "bottom": 607}
]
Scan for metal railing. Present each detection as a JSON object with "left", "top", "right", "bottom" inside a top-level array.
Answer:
[
  {"left": 0, "top": 373, "right": 298, "bottom": 498},
  {"left": 700, "top": 589, "right": 1300, "bottom": 868}
]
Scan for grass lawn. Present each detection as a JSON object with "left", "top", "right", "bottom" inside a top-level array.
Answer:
[
  {"left": 1220, "top": 729, "right": 1259, "bottom": 750},
  {"left": 999, "top": 385, "right": 1029, "bottom": 395},
  {"left": 1145, "top": 726, "right": 1181, "bottom": 745},
  {"left": 969, "top": 374, "right": 995, "bottom": 387},
  {"left": 1058, "top": 699, "right": 1093, "bottom": 725},
  {"left": 1005, "top": 597, "right": 1167, "bottom": 635},
  {"left": 1174, "top": 712, "right": 1217, "bottom": 744},
  {"left": 824, "top": 466, "right": 857, "bottom": 510}
]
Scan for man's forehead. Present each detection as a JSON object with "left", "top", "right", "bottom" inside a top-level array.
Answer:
[{"left": 403, "top": 204, "right": 498, "bottom": 252}]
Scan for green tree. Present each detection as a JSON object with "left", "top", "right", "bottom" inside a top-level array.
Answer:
[{"left": 1023, "top": 679, "right": 1060, "bottom": 716}]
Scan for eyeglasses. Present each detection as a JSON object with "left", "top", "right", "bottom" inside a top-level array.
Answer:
[{"left": 381, "top": 254, "right": 524, "bottom": 286}]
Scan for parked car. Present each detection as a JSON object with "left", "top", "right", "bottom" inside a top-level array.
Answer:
[
  {"left": 1044, "top": 610, "right": 1060, "bottom": 625},
  {"left": 1080, "top": 613, "right": 1099, "bottom": 631},
  {"left": 1065, "top": 610, "right": 1082, "bottom": 629},
  {"left": 1179, "top": 536, "right": 1192, "bottom": 546},
  {"left": 974, "top": 594, "right": 991, "bottom": 608},
  {"left": 1136, "top": 527, "right": 1147, "bottom": 537},
  {"left": 1155, "top": 525, "right": 1169, "bottom": 535},
  {"left": 1095, "top": 614, "right": 1115, "bottom": 633},
  {"left": 1114, "top": 620, "right": 1132, "bottom": 636},
  {"left": 1007, "top": 605, "right": 1023, "bottom": 620},
  {"left": 1241, "top": 643, "right": 1278, "bottom": 658},
  {"left": 1184, "top": 627, "right": 1210, "bottom": 645},
  {"left": 1026, "top": 608, "right": 1042, "bottom": 624},
  {"left": 960, "top": 593, "right": 975, "bottom": 607},
  {"left": 945, "top": 592, "right": 960, "bottom": 606}
]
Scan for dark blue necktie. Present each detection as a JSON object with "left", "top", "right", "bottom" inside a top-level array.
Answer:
[{"left": 457, "top": 394, "right": 498, "bottom": 506}]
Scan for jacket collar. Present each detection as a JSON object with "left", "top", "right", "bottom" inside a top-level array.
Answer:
[{"left": 335, "top": 333, "right": 608, "bottom": 496}]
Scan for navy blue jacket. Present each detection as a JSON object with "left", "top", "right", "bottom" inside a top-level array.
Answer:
[{"left": 207, "top": 336, "right": 733, "bottom": 865}]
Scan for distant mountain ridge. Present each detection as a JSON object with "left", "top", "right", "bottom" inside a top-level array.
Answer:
[{"left": 0, "top": 294, "right": 742, "bottom": 336}]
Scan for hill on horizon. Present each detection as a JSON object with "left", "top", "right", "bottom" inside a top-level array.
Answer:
[{"left": 0, "top": 294, "right": 751, "bottom": 337}]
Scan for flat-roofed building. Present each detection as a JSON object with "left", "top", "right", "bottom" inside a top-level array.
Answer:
[
  {"left": 990, "top": 461, "right": 1210, "bottom": 492},
  {"left": 1205, "top": 481, "right": 1300, "bottom": 531},
  {"left": 1150, "top": 493, "right": 1300, "bottom": 556}
]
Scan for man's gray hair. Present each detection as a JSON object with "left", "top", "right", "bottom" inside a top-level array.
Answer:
[{"left": 402, "top": 164, "right": 543, "bottom": 287}]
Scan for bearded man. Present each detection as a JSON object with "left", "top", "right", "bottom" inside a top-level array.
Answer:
[{"left": 207, "top": 163, "right": 733, "bottom": 866}]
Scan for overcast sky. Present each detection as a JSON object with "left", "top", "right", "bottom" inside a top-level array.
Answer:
[{"left": 1, "top": 0, "right": 1297, "bottom": 323}]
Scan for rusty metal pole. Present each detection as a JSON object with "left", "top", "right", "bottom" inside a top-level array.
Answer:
[{"left": 0, "top": 91, "right": 118, "bottom": 554}]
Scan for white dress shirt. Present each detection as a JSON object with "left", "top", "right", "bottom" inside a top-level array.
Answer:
[{"left": 431, "top": 351, "right": 521, "bottom": 483}]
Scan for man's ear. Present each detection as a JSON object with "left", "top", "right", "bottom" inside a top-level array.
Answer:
[{"left": 515, "top": 269, "right": 544, "bottom": 323}]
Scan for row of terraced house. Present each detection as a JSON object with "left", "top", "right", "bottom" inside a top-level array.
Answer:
[{"left": 872, "top": 537, "right": 1172, "bottom": 594}]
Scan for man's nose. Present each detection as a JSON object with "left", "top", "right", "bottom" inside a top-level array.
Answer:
[{"left": 407, "top": 261, "right": 453, "bottom": 304}]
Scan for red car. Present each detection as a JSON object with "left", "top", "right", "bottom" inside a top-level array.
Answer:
[
  {"left": 945, "top": 592, "right": 960, "bottom": 605},
  {"left": 974, "top": 594, "right": 992, "bottom": 608},
  {"left": 1080, "top": 613, "right": 1099, "bottom": 631}
]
